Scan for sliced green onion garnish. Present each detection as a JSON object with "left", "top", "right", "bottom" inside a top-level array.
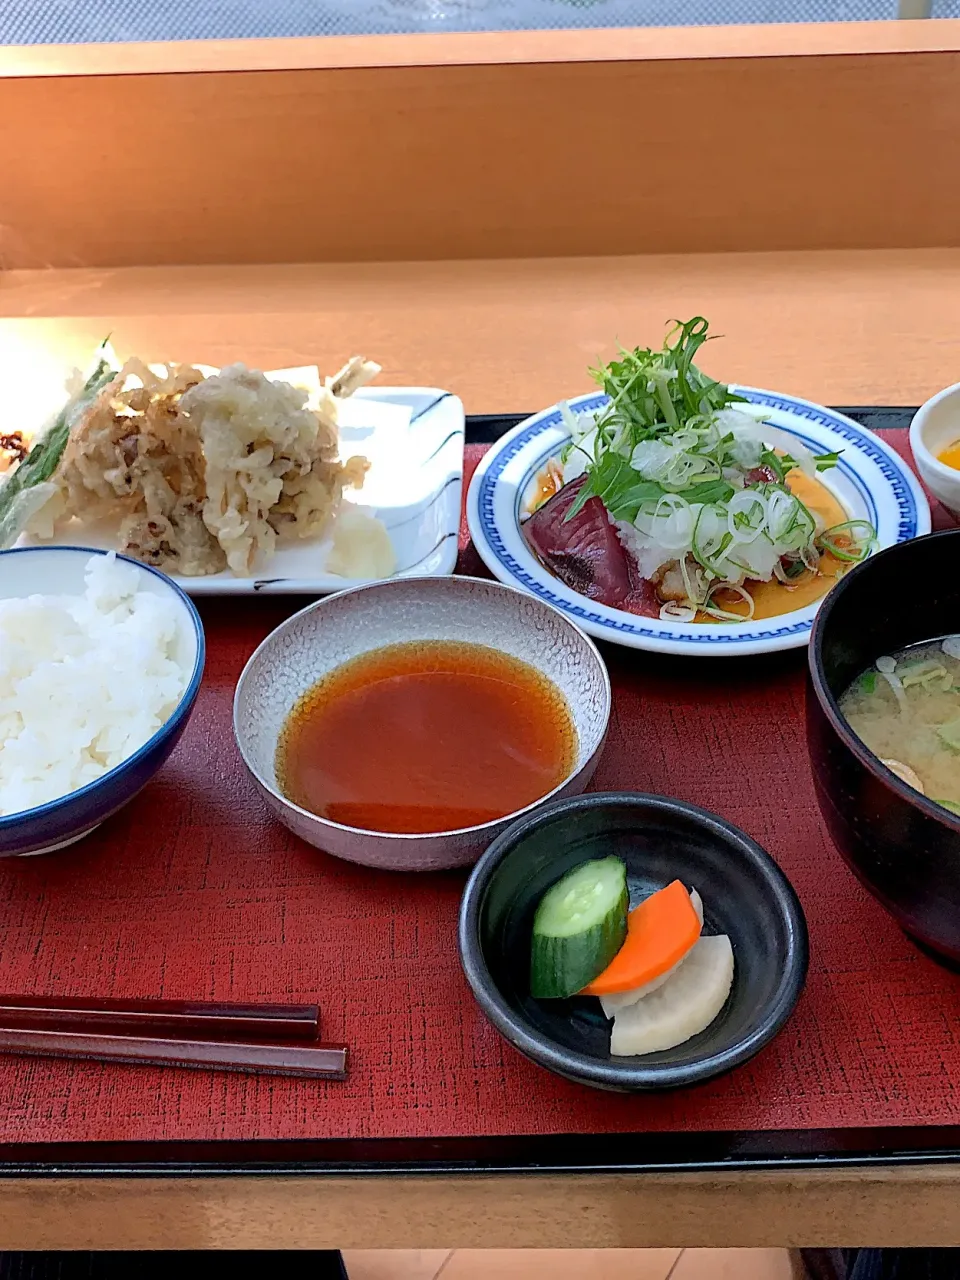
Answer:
[{"left": 818, "top": 519, "right": 877, "bottom": 562}]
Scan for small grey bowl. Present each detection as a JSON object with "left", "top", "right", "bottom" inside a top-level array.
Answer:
[{"left": 233, "top": 575, "right": 611, "bottom": 871}]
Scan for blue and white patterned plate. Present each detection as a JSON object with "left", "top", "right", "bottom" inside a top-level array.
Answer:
[{"left": 467, "top": 387, "right": 931, "bottom": 656}]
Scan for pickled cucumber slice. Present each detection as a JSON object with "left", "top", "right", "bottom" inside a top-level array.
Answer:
[{"left": 530, "top": 857, "right": 628, "bottom": 999}]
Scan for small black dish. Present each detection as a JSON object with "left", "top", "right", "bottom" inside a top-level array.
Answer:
[
  {"left": 458, "top": 792, "right": 808, "bottom": 1092},
  {"left": 808, "top": 527, "right": 960, "bottom": 966}
]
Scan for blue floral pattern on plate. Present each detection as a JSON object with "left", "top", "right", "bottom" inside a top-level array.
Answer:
[{"left": 466, "top": 387, "right": 930, "bottom": 656}]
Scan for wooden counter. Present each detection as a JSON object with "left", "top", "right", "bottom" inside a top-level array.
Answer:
[
  {"left": 3, "top": 249, "right": 960, "bottom": 421},
  {"left": 4, "top": 1167, "right": 960, "bottom": 1250},
  {"left": 3, "top": 247, "right": 960, "bottom": 1248}
]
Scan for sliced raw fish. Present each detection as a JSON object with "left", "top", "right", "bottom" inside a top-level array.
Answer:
[
  {"left": 599, "top": 888, "right": 704, "bottom": 1018},
  {"left": 523, "top": 478, "right": 634, "bottom": 604},
  {"left": 523, "top": 480, "right": 660, "bottom": 616},
  {"left": 622, "top": 560, "right": 662, "bottom": 618},
  {"left": 745, "top": 465, "right": 778, "bottom": 485},
  {"left": 609, "top": 933, "right": 734, "bottom": 1057}
]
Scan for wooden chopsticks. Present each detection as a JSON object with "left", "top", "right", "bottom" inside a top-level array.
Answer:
[
  {"left": 0, "top": 996, "right": 348, "bottom": 1080},
  {"left": 0, "top": 1026, "right": 348, "bottom": 1079},
  {"left": 0, "top": 995, "right": 321, "bottom": 1041}
]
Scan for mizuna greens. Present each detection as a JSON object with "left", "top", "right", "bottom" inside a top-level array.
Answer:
[{"left": 0, "top": 340, "right": 117, "bottom": 551}]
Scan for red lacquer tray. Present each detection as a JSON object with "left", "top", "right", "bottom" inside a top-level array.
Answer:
[{"left": 1, "top": 414, "right": 959, "bottom": 1175}]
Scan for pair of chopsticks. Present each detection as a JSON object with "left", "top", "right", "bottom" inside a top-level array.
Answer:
[{"left": 0, "top": 996, "right": 348, "bottom": 1080}]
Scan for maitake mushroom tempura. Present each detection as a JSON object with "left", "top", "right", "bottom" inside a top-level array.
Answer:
[
  {"left": 0, "top": 343, "right": 380, "bottom": 577},
  {"left": 524, "top": 317, "right": 876, "bottom": 622}
]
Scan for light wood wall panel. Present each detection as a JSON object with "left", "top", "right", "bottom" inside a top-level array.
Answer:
[{"left": 3, "top": 28, "right": 960, "bottom": 268}]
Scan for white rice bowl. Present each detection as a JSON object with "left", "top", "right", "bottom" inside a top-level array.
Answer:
[{"left": 0, "top": 553, "right": 191, "bottom": 817}]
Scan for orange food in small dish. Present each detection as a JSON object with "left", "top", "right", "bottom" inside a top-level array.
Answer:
[{"left": 582, "top": 879, "right": 702, "bottom": 995}]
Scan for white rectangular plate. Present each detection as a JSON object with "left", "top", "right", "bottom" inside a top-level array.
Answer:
[{"left": 18, "top": 387, "right": 464, "bottom": 596}]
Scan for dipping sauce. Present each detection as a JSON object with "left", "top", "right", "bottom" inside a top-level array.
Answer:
[
  {"left": 938, "top": 440, "right": 960, "bottom": 471},
  {"left": 276, "top": 640, "right": 577, "bottom": 834}
]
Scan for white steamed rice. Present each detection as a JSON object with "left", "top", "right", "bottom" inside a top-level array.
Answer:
[{"left": 0, "top": 554, "right": 189, "bottom": 817}]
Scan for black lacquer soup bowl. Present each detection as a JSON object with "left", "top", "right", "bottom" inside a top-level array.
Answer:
[{"left": 808, "top": 528, "right": 960, "bottom": 965}]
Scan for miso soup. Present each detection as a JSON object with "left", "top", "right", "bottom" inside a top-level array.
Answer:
[{"left": 838, "top": 637, "right": 960, "bottom": 816}]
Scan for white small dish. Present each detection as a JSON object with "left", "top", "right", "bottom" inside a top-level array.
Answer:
[
  {"left": 19, "top": 387, "right": 464, "bottom": 596},
  {"left": 910, "top": 382, "right": 960, "bottom": 519},
  {"left": 467, "top": 387, "right": 931, "bottom": 657},
  {"left": 233, "top": 575, "right": 611, "bottom": 872}
]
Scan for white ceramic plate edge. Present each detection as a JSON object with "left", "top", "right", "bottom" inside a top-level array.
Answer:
[
  {"left": 18, "top": 386, "right": 465, "bottom": 597},
  {"left": 467, "top": 387, "right": 931, "bottom": 657}
]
